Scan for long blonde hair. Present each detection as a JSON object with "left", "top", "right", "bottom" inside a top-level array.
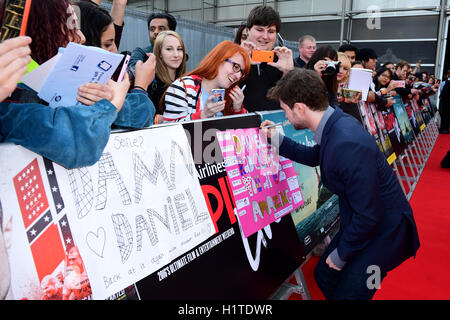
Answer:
[
  {"left": 153, "top": 31, "right": 187, "bottom": 86},
  {"left": 338, "top": 52, "right": 351, "bottom": 84}
]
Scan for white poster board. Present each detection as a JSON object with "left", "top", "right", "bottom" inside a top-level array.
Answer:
[
  {"left": 0, "top": 125, "right": 214, "bottom": 300},
  {"left": 348, "top": 68, "right": 373, "bottom": 101}
]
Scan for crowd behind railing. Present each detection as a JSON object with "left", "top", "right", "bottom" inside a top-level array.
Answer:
[
  {"left": 1, "top": 0, "right": 448, "bottom": 302},
  {"left": 1, "top": 0, "right": 448, "bottom": 171}
]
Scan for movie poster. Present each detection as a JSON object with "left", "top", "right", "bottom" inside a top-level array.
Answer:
[
  {"left": 410, "top": 98, "right": 426, "bottom": 132},
  {"left": 216, "top": 127, "right": 304, "bottom": 238},
  {"left": 134, "top": 115, "right": 306, "bottom": 299},
  {"left": 380, "top": 106, "right": 407, "bottom": 157},
  {"left": 403, "top": 99, "right": 420, "bottom": 135},
  {"left": 392, "top": 95, "right": 415, "bottom": 145},
  {"left": 357, "top": 102, "right": 385, "bottom": 154},
  {"left": 368, "top": 103, "right": 397, "bottom": 164},
  {"left": 259, "top": 111, "right": 340, "bottom": 255}
]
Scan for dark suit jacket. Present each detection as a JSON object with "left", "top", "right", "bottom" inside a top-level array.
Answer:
[{"left": 279, "top": 107, "right": 420, "bottom": 273}]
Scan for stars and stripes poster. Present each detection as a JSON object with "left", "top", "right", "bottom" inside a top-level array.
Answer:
[{"left": 0, "top": 146, "right": 92, "bottom": 300}]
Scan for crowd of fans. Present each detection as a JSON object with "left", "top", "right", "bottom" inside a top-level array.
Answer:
[
  {"left": 0, "top": 0, "right": 448, "bottom": 170},
  {"left": 0, "top": 0, "right": 449, "bottom": 301}
]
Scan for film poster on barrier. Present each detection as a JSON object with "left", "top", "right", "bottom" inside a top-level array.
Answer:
[
  {"left": 357, "top": 102, "right": 385, "bottom": 155},
  {"left": 392, "top": 95, "right": 415, "bottom": 145},
  {"left": 367, "top": 103, "right": 397, "bottom": 165},
  {"left": 403, "top": 99, "right": 421, "bottom": 135},
  {"left": 134, "top": 115, "right": 306, "bottom": 299},
  {"left": 259, "top": 111, "right": 340, "bottom": 255},
  {"left": 380, "top": 105, "right": 407, "bottom": 157},
  {"left": 410, "top": 98, "right": 426, "bottom": 132},
  {"left": 0, "top": 125, "right": 216, "bottom": 300}
]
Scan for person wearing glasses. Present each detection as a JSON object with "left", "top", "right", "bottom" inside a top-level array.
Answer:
[{"left": 162, "top": 40, "right": 250, "bottom": 122}]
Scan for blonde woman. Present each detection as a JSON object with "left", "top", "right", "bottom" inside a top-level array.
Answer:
[
  {"left": 337, "top": 52, "right": 351, "bottom": 85},
  {"left": 151, "top": 31, "right": 187, "bottom": 122},
  {"left": 337, "top": 52, "right": 361, "bottom": 104}
]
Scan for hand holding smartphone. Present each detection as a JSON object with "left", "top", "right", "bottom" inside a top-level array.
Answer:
[
  {"left": 112, "top": 54, "right": 130, "bottom": 82},
  {"left": 211, "top": 88, "right": 225, "bottom": 103},
  {"left": 251, "top": 50, "right": 274, "bottom": 63}
]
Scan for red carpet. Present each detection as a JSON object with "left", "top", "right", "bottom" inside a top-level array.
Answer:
[
  {"left": 291, "top": 131, "right": 450, "bottom": 300},
  {"left": 374, "top": 132, "right": 450, "bottom": 299}
]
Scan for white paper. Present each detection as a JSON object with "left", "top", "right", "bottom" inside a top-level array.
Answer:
[
  {"left": 348, "top": 68, "right": 373, "bottom": 101},
  {"left": 20, "top": 53, "right": 61, "bottom": 92},
  {"left": 38, "top": 42, "right": 123, "bottom": 108}
]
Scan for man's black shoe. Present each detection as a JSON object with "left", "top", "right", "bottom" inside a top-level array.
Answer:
[{"left": 439, "top": 129, "right": 449, "bottom": 134}]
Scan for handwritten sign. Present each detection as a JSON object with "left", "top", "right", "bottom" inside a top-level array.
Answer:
[
  {"left": 216, "top": 128, "right": 304, "bottom": 238},
  {"left": 0, "top": 125, "right": 214, "bottom": 300}
]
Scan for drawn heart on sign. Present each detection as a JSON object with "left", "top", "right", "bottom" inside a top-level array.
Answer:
[{"left": 86, "top": 227, "right": 106, "bottom": 258}]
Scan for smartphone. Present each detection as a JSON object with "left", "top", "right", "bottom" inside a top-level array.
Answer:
[
  {"left": 112, "top": 54, "right": 130, "bottom": 82},
  {"left": 211, "top": 89, "right": 225, "bottom": 103},
  {"left": 252, "top": 50, "right": 274, "bottom": 63},
  {"left": 391, "top": 80, "right": 405, "bottom": 88},
  {"left": 277, "top": 33, "right": 285, "bottom": 47},
  {"left": 0, "top": 0, "right": 32, "bottom": 41}
]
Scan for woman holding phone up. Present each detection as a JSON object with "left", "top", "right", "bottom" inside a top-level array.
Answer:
[{"left": 162, "top": 40, "right": 250, "bottom": 122}]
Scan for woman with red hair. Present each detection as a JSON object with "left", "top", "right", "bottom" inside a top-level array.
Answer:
[
  {"left": 163, "top": 40, "right": 251, "bottom": 122},
  {"left": 27, "top": 0, "right": 86, "bottom": 64}
]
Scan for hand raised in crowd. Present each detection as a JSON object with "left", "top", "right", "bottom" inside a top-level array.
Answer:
[
  {"left": 134, "top": 53, "right": 156, "bottom": 90},
  {"left": 77, "top": 82, "right": 114, "bottom": 106},
  {"left": 201, "top": 94, "right": 225, "bottom": 119},
  {"left": 78, "top": 72, "right": 130, "bottom": 110},
  {"left": 229, "top": 85, "right": 245, "bottom": 112},
  {"left": 366, "top": 90, "right": 376, "bottom": 103},
  {"left": 0, "top": 36, "right": 32, "bottom": 101},
  {"left": 269, "top": 46, "right": 294, "bottom": 75},
  {"left": 386, "top": 97, "right": 394, "bottom": 107},
  {"left": 240, "top": 40, "right": 259, "bottom": 65},
  {"left": 313, "top": 59, "right": 328, "bottom": 77},
  {"left": 106, "top": 72, "right": 131, "bottom": 111}
]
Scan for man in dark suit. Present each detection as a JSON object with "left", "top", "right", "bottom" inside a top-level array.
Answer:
[{"left": 261, "top": 68, "right": 420, "bottom": 300}]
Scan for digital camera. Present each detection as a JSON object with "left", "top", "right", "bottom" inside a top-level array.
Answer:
[{"left": 323, "top": 61, "right": 341, "bottom": 76}]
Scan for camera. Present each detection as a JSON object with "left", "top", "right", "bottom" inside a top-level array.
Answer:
[{"left": 323, "top": 61, "right": 341, "bottom": 76}]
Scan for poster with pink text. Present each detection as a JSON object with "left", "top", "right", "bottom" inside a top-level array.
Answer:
[{"left": 216, "top": 128, "right": 304, "bottom": 238}]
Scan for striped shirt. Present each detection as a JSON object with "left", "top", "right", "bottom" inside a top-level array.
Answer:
[
  {"left": 163, "top": 75, "right": 202, "bottom": 122},
  {"left": 163, "top": 75, "right": 246, "bottom": 122}
]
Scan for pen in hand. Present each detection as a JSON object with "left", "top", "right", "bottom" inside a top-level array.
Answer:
[{"left": 263, "top": 122, "right": 282, "bottom": 129}]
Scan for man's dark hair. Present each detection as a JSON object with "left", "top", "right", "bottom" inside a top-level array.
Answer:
[
  {"left": 396, "top": 60, "right": 410, "bottom": 70},
  {"left": 338, "top": 44, "right": 358, "bottom": 54},
  {"left": 267, "top": 68, "right": 329, "bottom": 112},
  {"left": 382, "top": 61, "right": 394, "bottom": 67},
  {"left": 356, "top": 48, "right": 377, "bottom": 62},
  {"left": 147, "top": 12, "right": 177, "bottom": 31},
  {"left": 246, "top": 5, "right": 281, "bottom": 32}
]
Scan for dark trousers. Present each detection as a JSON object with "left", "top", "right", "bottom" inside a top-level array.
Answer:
[
  {"left": 313, "top": 234, "right": 386, "bottom": 300},
  {"left": 440, "top": 98, "right": 450, "bottom": 130}
]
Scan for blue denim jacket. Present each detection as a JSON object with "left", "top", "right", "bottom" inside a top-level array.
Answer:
[
  {"left": 0, "top": 98, "right": 117, "bottom": 169},
  {"left": 128, "top": 44, "right": 153, "bottom": 74},
  {"left": 0, "top": 87, "right": 155, "bottom": 169}
]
